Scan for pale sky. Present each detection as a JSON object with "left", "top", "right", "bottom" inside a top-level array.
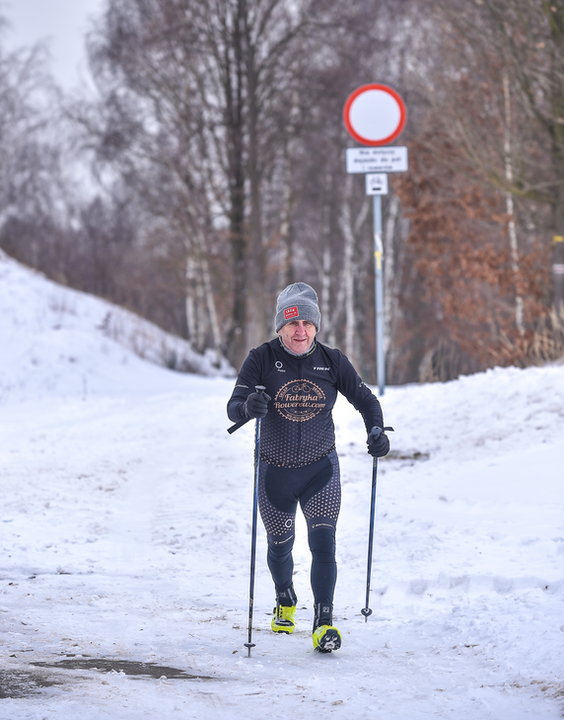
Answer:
[{"left": 2, "top": 0, "right": 105, "bottom": 89}]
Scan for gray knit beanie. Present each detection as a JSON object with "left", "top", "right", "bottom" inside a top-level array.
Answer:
[{"left": 275, "top": 282, "right": 321, "bottom": 333}]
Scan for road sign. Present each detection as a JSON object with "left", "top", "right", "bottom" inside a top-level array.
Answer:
[
  {"left": 341, "top": 84, "right": 408, "bottom": 395},
  {"left": 346, "top": 146, "right": 408, "bottom": 174},
  {"left": 365, "top": 174, "right": 388, "bottom": 195},
  {"left": 343, "top": 84, "right": 407, "bottom": 146}
]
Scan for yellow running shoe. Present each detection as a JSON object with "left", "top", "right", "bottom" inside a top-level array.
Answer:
[
  {"left": 312, "top": 603, "right": 341, "bottom": 652},
  {"left": 312, "top": 623, "right": 342, "bottom": 652},
  {"left": 271, "top": 604, "right": 297, "bottom": 634}
]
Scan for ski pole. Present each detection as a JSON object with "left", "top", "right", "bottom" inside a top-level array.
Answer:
[
  {"left": 361, "top": 426, "right": 393, "bottom": 622},
  {"left": 227, "top": 416, "right": 250, "bottom": 434},
  {"left": 243, "top": 385, "right": 265, "bottom": 657}
]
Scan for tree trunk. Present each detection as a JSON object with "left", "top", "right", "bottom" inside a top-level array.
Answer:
[
  {"left": 502, "top": 69, "right": 525, "bottom": 334},
  {"left": 185, "top": 253, "right": 196, "bottom": 343},
  {"left": 280, "top": 139, "right": 296, "bottom": 288},
  {"left": 339, "top": 177, "right": 370, "bottom": 364},
  {"left": 227, "top": 177, "right": 247, "bottom": 366},
  {"left": 383, "top": 193, "right": 401, "bottom": 358},
  {"left": 195, "top": 231, "right": 223, "bottom": 366},
  {"left": 321, "top": 244, "right": 333, "bottom": 344},
  {"left": 245, "top": 36, "right": 267, "bottom": 348},
  {"left": 547, "top": 2, "right": 564, "bottom": 311},
  {"left": 340, "top": 183, "right": 356, "bottom": 360},
  {"left": 224, "top": 1, "right": 247, "bottom": 367}
]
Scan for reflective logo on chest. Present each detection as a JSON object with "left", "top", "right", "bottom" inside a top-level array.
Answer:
[{"left": 274, "top": 379, "right": 326, "bottom": 422}]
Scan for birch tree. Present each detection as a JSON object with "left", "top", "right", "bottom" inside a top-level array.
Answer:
[{"left": 78, "top": 0, "right": 328, "bottom": 364}]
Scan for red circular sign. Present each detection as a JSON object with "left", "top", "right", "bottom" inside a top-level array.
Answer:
[{"left": 343, "top": 84, "right": 407, "bottom": 146}]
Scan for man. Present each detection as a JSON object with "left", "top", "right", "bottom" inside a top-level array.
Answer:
[{"left": 227, "top": 282, "right": 390, "bottom": 652}]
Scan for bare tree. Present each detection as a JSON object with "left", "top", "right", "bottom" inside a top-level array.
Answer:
[
  {"left": 74, "top": 0, "right": 330, "bottom": 365},
  {"left": 56, "top": 0, "right": 564, "bottom": 380},
  {"left": 422, "top": 0, "right": 564, "bottom": 311},
  {"left": 0, "top": 25, "right": 76, "bottom": 278}
]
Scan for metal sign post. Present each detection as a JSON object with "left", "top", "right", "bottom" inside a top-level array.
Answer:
[
  {"left": 372, "top": 194, "right": 385, "bottom": 395},
  {"left": 343, "top": 83, "right": 408, "bottom": 394}
]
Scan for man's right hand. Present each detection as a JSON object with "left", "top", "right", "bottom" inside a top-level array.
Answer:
[{"left": 245, "top": 391, "right": 271, "bottom": 419}]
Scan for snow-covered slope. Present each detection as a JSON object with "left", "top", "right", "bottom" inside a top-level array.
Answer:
[
  {"left": 1, "top": 253, "right": 563, "bottom": 719},
  {"left": 0, "top": 251, "right": 231, "bottom": 403}
]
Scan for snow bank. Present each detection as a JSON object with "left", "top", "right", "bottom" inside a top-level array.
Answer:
[
  {"left": 0, "top": 251, "right": 232, "bottom": 403},
  {"left": 1, "top": 252, "right": 563, "bottom": 719}
]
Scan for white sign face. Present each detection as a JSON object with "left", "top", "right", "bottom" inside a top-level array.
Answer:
[
  {"left": 349, "top": 90, "right": 401, "bottom": 144},
  {"left": 365, "top": 173, "right": 388, "bottom": 195},
  {"left": 343, "top": 84, "right": 407, "bottom": 146},
  {"left": 346, "top": 146, "right": 408, "bottom": 173}
]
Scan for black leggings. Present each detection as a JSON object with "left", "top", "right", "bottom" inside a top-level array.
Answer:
[{"left": 258, "top": 450, "right": 341, "bottom": 606}]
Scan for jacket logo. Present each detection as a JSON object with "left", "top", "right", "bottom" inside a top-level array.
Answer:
[
  {"left": 274, "top": 379, "right": 326, "bottom": 422},
  {"left": 284, "top": 306, "right": 299, "bottom": 320},
  {"left": 275, "top": 360, "right": 285, "bottom": 372},
  {"left": 313, "top": 366, "right": 330, "bottom": 371}
]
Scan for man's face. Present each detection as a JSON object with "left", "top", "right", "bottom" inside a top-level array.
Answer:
[{"left": 278, "top": 320, "right": 316, "bottom": 354}]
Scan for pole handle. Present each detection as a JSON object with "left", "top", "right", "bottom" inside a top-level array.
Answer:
[{"left": 227, "top": 418, "right": 247, "bottom": 434}]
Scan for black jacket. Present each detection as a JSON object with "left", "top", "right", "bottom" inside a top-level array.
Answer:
[{"left": 227, "top": 338, "right": 384, "bottom": 467}]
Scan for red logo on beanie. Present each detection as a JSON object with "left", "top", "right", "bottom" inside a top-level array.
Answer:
[{"left": 284, "top": 306, "right": 299, "bottom": 320}]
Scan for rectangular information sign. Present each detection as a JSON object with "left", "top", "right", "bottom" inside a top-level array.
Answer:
[{"left": 346, "top": 146, "right": 408, "bottom": 173}]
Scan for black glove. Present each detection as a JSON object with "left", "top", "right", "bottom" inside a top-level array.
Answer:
[
  {"left": 245, "top": 391, "right": 271, "bottom": 419},
  {"left": 367, "top": 426, "right": 390, "bottom": 457}
]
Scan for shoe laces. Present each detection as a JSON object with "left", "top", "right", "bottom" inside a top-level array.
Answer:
[{"left": 274, "top": 604, "right": 295, "bottom": 623}]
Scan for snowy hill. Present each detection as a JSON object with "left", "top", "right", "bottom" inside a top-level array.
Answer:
[
  {"left": 1, "top": 252, "right": 564, "bottom": 719},
  {"left": 0, "top": 251, "right": 231, "bottom": 403}
]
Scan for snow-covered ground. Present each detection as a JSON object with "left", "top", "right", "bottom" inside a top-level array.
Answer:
[{"left": 1, "top": 252, "right": 563, "bottom": 719}]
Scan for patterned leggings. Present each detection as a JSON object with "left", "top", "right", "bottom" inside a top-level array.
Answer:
[{"left": 258, "top": 450, "right": 341, "bottom": 606}]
